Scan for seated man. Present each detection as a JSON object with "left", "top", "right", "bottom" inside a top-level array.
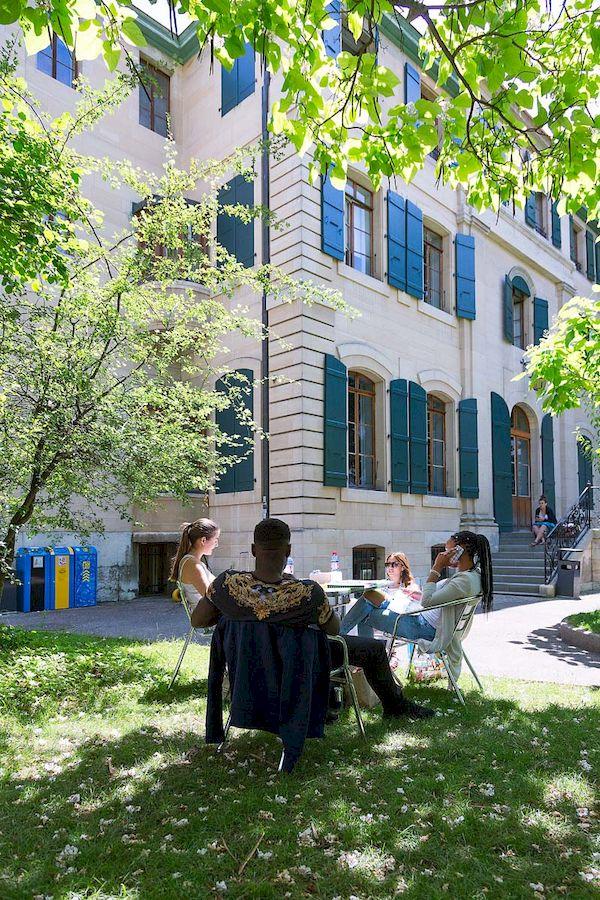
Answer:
[{"left": 191, "top": 518, "right": 433, "bottom": 721}]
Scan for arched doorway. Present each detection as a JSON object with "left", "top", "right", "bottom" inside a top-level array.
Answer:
[{"left": 511, "top": 406, "right": 531, "bottom": 528}]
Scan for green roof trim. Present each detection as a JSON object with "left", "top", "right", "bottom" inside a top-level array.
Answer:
[
  {"left": 136, "top": 8, "right": 199, "bottom": 64},
  {"left": 379, "top": 14, "right": 459, "bottom": 96}
]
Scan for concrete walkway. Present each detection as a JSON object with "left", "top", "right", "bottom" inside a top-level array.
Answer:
[{"left": 2, "top": 592, "right": 599, "bottom": 687}]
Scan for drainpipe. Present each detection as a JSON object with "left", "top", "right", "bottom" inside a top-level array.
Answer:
[{"left": 260, "top": 66, "right": 271, "bottom": 519}]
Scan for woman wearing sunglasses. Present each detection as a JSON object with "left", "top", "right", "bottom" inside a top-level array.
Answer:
[{"left": 340, "top": 551, "right": 421, "bottom": 638}]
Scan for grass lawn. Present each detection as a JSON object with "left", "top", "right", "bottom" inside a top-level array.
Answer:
[
  {"left": 0, "top": 625, "right": 598, "bottom": 899},
  {"left": 566, "top": 609, "right": 600, "bottom": 634}
]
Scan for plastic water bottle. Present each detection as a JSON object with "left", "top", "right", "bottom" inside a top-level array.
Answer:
[
  {"left": 284, "top": 556, "right": 294, "bottom": 575},
  {"left": 330, "top": 551, "right": 342, "bottom": 583}
]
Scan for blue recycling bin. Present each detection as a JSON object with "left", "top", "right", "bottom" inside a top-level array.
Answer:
[
  {"left": 72, "top": 546, "right": 97, "bottom": 607},
  {"left": 15, "top": 547, "right": 55, "bottom": 613}
]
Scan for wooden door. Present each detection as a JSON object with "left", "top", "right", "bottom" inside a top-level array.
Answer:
[
  {"left": 511, "top": 407, "right": 531, "bottom": 528},
  {"left": 139, "top": 542, "right": 177, "bottom": 595}
]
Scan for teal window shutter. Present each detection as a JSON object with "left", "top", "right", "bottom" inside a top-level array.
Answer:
[
  {"left": 409, "top": 381, "right": 427, "bottom": 494},
  {"left": 390, "top": 379, "right": 409, "bottom": 492},
  {"left": 551, "top": 201, "right": 562, "bottom": 248},
  {"left": 524, "top": 193, "right": 537, "bottom": 228},
  {"left": 491, "top": 392, "right": 512, "bottom": 532},
  {"left": 458, "top": 398, "right": 479, "bottom": 498},
  {"left": 455, "top": 234, "right": 476, "bottom": 320},
  {"left": 386, "top": 191, "right": 406, "bottom": 291},
  {"left": 221, "top": 43, "right": 255, "bottom": 116},
  {"left": 503, "top": 275, "right": 514, "bottom": 343},
  {"left": 541, "top": 414, "right": 555, "bottom": 511},
  {"left": 533, "top": 296, "right": 549, "bottom": 345},
  {"left": 217, "top": 176, "right": 254, "bottom": 268},
  {"left": 323, "top": 0, "right": 341, "bottom": 57},
  {"left": 215, "top": 370, "right": 255, "bottom": 494},
  {"left": 577, "top": 440, "right": 593, "bottom": 499},
  {"left": 321, "top": 168, "right": 344, "bottom": 260},
  {"left": 586, "top": 230, "right": 595, "bottom": 281},
  {"left": 595, "top": 241, "right": 600, "bottom": 285},
  {"left": 404, "top": 62, "right": 420, "bottom": 105},
  {"left": 324, "top": 354, "right": 347, "bottom": 486},
  {"left": 405, "top": 200, "right": 424, "bottom": 299}
]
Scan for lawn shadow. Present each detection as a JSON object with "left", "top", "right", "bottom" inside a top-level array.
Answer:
[{"left": 1, "top": 679, "right": 597, "bottom": 898}]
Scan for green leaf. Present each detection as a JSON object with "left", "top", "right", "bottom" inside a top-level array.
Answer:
[
  {"left": 121, "top": 17, "right": 146, "bottom": 47},
  {"left": 102, "top": 42, "right": 121, "bottom": 72},
  {"left": 0, "top": 0, "right": 21, "bottom": 25}
]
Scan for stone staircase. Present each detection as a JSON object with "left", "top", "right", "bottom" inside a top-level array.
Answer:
[{"left": 492, "top": 531, "right": 546, "bottom": 596}]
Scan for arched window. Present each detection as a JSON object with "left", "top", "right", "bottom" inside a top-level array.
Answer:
[
  {"left": 348, "top": 372, "right": 376, "bottom": 488},
  {"left": 427, "top": 395, "right": 446, "bottom": 495}
]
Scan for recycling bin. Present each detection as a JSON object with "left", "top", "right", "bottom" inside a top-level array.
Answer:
[
  {"left": 556, "top": 547, "right": 583, "bottom": 597},
  {"left": 15, "top": 547, "right": 54, "bottom": 612},
  {"left": 72, "top": 546, "right": 97, "bottom": 607},
  {"left": 53, "top": 547, "right": 74, "bottom": 610}
]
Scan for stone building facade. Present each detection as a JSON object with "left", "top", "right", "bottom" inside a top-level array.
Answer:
[{"left": 5, "top": 11, "right": 597, "bottom": 599}]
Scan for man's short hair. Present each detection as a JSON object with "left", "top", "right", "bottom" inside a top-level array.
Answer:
[{"left": 253, "top": 518, "right": 291, "bottom": 547}]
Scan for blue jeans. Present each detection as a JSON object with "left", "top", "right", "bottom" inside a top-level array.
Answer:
[{"left": 340, "top": 597, "right": 436, "bottom": 641}]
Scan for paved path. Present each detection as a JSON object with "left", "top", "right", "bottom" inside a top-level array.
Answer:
[{"left": 2, "top": 592, "right": 599, "bottom": 686}]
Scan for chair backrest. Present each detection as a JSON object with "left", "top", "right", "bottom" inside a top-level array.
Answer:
[
  {"left": 177, "top": 580, "right": 193, "bottom": 623},
  {"left": 450, "top": 595, "right": 482, "bottom": 643}
]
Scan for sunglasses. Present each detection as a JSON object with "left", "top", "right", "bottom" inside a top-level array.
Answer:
[{"left": 385, "top": 561, "right": 401, "bottom": 568}]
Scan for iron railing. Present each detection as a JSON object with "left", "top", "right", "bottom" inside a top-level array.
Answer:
[{"left": 544, "top": 484, "right": 598, "bottom": 582}]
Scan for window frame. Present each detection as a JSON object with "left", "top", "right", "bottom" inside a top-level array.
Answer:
[
  {"left": 512, "top": 286, "right": 527, "bottom": 349},
  {"left": 570, "top": 217, "right": 582, "bottom": 270},
  {"left": 345, "top": 179, "right": 374, "bottom": 277},
  {"left": 423, "top": 225, "right": 444, "bottom": 310},
  {"left": 427, "top": 394, "right": 447, "bottom": 496},
  {"left": 139, "top": 60, "right": 171, "bottom": 137},
  {"left": 348, "top": 371, "right": 376, "bottom": 490},
  {"left": 36, "top": 34, "right": 77, "bottom": 87}
]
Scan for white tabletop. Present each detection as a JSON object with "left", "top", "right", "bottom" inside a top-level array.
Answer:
[{"left": 323, "top": 579, "right": 387, "bottom": 593}]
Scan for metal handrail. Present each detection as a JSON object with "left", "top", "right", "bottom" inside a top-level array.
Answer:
[{"left": 544, "top": 483, "right": 597, "bottom": 583}]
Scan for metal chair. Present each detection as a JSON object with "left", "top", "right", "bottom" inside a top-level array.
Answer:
[
  {"left": 168, "top": 580, "right": 196, "bottom": 690},
  {"left": 327, "top": 634, "right": 366, "bottom": 740},
  {"left": 387, "top": 595, "right": 484, "bottom": 706}
]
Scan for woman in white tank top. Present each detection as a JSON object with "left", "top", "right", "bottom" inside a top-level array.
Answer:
[{"left": 170, "top": 519, "right": 220, "bottom": 608}]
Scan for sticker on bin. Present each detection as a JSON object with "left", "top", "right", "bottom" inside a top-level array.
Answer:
[{"left": 32, "top": 556, "right": 44, "bottom": 568}]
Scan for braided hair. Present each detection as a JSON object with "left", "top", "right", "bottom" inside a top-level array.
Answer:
[{"left": 451, "top": 531, "right": 494, "bottom": 612}]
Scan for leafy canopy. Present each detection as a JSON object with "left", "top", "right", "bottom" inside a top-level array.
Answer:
[
  {"left": 0, "top": 52, "right": 344, "bottom": 582},
  {"left": 3, "top": 0, "right": 599, "bottom": 219}
]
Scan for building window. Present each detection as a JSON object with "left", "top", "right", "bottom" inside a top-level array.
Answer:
[
  {"left": 341, "top": 15, "right": 377, "bottom": 54},
  {"left": 353, "top": 546, "right": 380, "bottom": 580},
  {"left": 424, "top": 226, "right": 444, "bottom": 309},
  {"left": 427, "top": 395, "right": 446, "bottom": 495},
  {"left": 36, "top": 35, "right": 77, "bottom": 87},
  {"left": 570, "top": 217, "right": 582, "bottom": 270},
  {"left": 421, "top": 82, "right": 441, "bottom": 159},
  {"left": 345, "top": 180, "right": 373, "bottom": 276},
  {"left": 348, "top": 372, "right": 376, "bottom": 488},
  {"left": 139, "top": 61, "right": 170, "bottom": 137},
  {"left": 534, "top": 193, "right": 547, "bottom": 238},
  {"left": 512, "top": 286, "right": 527, "bottom": 349}
]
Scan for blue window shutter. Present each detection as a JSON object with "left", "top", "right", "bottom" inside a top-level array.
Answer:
[
  {"left": 216, "top": 179, "right": 236, "bottom": 258},
  {"left": 217, "top": 176, "right": 254, "bottom": 268},
  {"left": 215, "top": 370, "right": 255, "bottom": 494},
  {"left": 541, "top": 414, "right": 555, "bottom": 511},
  {"left": 491, "top": 392, "right": 512, "bottom": 532},
  {"left": 321, "top": 169, "right": 344, "bottom": 260},
  {"left": 405, "top": 200, "right": 424, "bottom": 299},
  {"left": 586, "top": 230, "right": 595, "bottom": 281},
  {"left": 386, "top": 191, "right": 406, "bottom": 291},
  {"left": 551, "top": 201, "right": 562, "bottom": 248},
  {"left": 221, "top": 43, "right": 255, "bottom": 116},
  {"left": 234, "top": 175, "right": 254, "bottom": 268},
  {"left": 458, "top": 399, "right": 479, "bottom": 498},
  {"left": 324, "top": 354, "right": 347, "bottom": 486},
  {"left": 533, "top": 296, "right": 549, "bottom": 345},
  {"left": 503, "top": 275, "right": 514, "bottom": 343},
  {"left": 409, "top": 381, "right": 427, "bottom": 494},
  {"left": 323, "top": 0, "right": 341, "bottom": 57},
  {"left": 595, "top": 241, "right": 600, "bottom": 285},
  {"left": 525, "top": 193, "right": 537, "bottom": 228},
  {"left": 404, "top": 62, "right": 420, "bottom": 105},
  {"left": 455, "top": 234, "right": 476, "bottom": 320},
  {"left": 390, "top": 379, "right": 409, "bottom": 492},
  {"left": 237, "top": 44, "right": 255, "bottom": 104}
]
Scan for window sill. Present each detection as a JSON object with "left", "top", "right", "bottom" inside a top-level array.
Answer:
[
  {"left": 210, "top": 489, "right": 258, "bottom": 507},
  {"left": 337, "top": 262, "right": 389, "bottom": 296},
  {"left": 422, "top": 495, "right": 461, "bottom": 509},
  {"left": 341, "top": 488, "right": 391, "bottom": 504},
  {"left": 417, "top": 300, "right": 457, "bottom": 327}
]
